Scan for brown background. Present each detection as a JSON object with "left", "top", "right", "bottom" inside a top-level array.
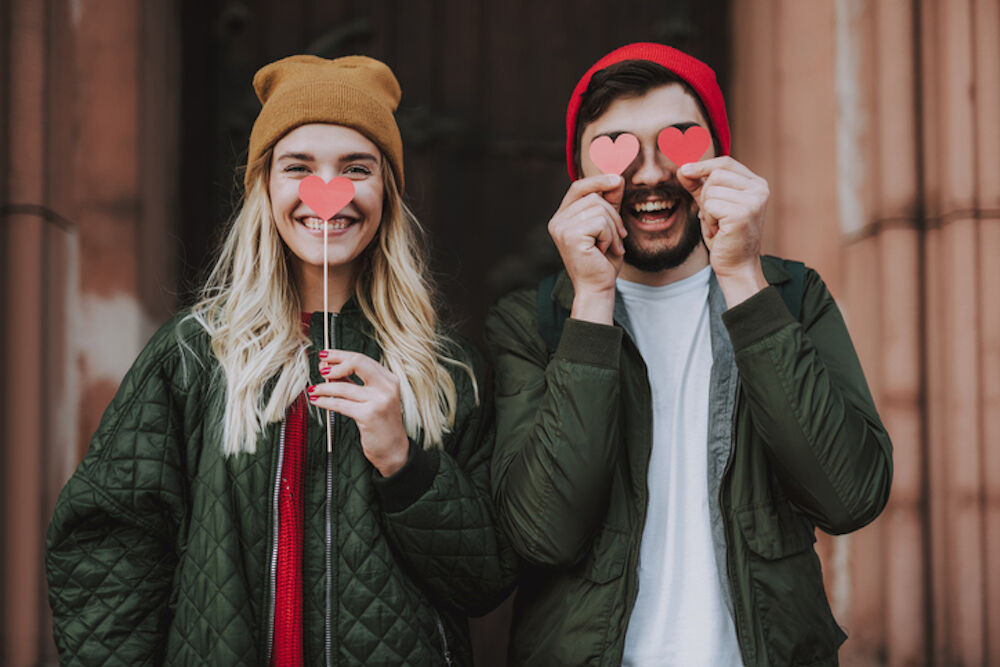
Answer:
[{"left": 3, "top": 0, "right": 999, "bottom": 665}]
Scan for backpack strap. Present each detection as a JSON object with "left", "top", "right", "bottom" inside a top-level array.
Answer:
[{"left": 537, "top": 272, "right": 569, "bottom": 356}]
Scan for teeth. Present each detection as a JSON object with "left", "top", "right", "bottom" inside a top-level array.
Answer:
[
  {"left": 633, "top": 200, "right": 674, "bottom": 214},
  {"left": 302, "top": 217, "right": 352, "bottom": 230}
]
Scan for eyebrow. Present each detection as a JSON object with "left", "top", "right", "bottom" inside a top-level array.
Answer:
[
  {"left": 274, "top": 151, "right": 379, "bottom": 163},
  {"left": 668, "top": 121, "right": 701, "bottom": 131},
  {"left": 340, "top": 152, "right": 379, "bottom": 163},
  {"left": 593, "top": 130, "right": 636, "bottom": 141},
  {"left": 593, "top": 121, "right": 702, "bottom": 140},
  {"left": 275, "top": 151, "right": 315, "bottom": 162}
]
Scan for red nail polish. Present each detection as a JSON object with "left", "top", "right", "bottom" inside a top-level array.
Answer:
[
  {"left": 307, "top": 385, "right": 316, "bottom": 394},
  {"left": 318, "top": 350, "right": 328, "bottom": 359},
  {"left": 308, "top": 395, "right": 318, "bottom": 402}
]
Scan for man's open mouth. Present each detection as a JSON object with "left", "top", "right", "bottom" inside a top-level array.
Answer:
[{"left": 630, "top": 198, "right": 680, "bottom": 224}]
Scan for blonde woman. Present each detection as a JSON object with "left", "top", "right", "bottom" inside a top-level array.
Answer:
[{"left": 46, "top": 55, "right": 515, "bottom": 666}]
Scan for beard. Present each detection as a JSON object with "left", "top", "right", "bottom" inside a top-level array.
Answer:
[{"left": 622, "top": 182, "right": 704, "bottom": 273}]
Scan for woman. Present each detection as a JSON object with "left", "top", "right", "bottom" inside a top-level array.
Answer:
[{"left": 46, "top": 54, "right": 514, "bottom": 666}]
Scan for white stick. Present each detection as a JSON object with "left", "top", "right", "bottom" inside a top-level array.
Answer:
[{"left": 323, "top": 222, "right": 332, "bottom": 454}]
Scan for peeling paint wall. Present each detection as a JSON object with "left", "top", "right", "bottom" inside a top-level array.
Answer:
[{"left": 1, "top": 0, "right": 180, "bottom": 663}]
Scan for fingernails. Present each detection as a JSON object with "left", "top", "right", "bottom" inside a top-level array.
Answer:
[
  {"left": 320, "top": 366, "right": 331, "bottom": 376},
  {"left": 308, "top": 394, "right": 318, "bottom": 402},
  {"left": 307, "top": 385, "right": 316, "bottom": 394},
  {"left": 318, "top": 350, "right": 328, "bottom": 359}
]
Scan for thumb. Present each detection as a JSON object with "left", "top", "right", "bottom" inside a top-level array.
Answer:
[
  {"left": 676, "top": 164, "right": 704, "bottom": 199},
  {"left": 602, "top": 175, "right": 626, "bottom": 208}
]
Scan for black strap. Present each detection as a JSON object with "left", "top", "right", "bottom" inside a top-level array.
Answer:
[
  {"left": 770, "top": 257, "right": 806, "bottom": 322},
  {"left": 537, "top": 272, "right": 567, "bottom": 356}
]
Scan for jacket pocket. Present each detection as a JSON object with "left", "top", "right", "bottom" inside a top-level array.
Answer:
[
  {"left": 735, "top": 502, "right": 846, "bottom": 665},
  {"left": 736, "top": 501, "right": 815, "bottom": 559}
]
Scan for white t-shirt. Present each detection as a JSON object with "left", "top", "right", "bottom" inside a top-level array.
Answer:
[{"left": 618, "top": 266, "right": 743, "bottom": 667}]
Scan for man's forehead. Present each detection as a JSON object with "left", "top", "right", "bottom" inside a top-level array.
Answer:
[{"left": 586, "top": 83, "right": 707, "bottom": 136}]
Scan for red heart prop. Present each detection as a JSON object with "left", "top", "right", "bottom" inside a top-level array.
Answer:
[
  {"left": 298, "top": 175, "right": 355, "bottom": 220},
  {"left": 657, "top": 125, "right": 712, "bottom": 167},
  {"left": 588, "top": 133, "right": 640, "bottom": 175}
]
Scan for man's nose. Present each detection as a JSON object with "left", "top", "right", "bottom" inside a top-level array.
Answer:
[{"left": 630, "top": 147, "right": 673, "bottom": 187}]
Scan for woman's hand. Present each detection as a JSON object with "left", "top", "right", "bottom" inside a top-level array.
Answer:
[{"left": 309, "top": 349, "right": 410, "bottom": 477}]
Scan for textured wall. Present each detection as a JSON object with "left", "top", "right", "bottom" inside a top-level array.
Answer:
[{"left": 732, "top": 0, "right": 999, "bottom": 664}]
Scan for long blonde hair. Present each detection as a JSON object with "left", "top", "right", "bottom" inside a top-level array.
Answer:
[{"left": 186, "top": 149, "right": 473, "bottom": 457}]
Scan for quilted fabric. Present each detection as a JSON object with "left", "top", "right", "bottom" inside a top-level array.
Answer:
[{"left": 46, "top": 303, "right": 518, "bottom": 666}]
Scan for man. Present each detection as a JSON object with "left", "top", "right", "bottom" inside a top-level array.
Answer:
[{"left": 486, "top": 42, "right": 892, "bottom": 666}]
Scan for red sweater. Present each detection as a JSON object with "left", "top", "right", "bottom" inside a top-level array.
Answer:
[{"left": 271, "top": 317, "right": 312, "bottom": 666}]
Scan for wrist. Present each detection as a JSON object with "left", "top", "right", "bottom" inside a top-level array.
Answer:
[
  {"left": 371, "top": 437, "right": 411, "bottom": 477},
  {"left": 716, "top": 261, "right": 768, "bottom": 308},
  {"left": 570, "top": 287, "right": 616, "bottom": 325}
]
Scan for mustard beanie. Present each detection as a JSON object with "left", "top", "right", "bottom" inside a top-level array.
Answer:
[{"left": 246, "top": 54, "right": 404, "bottom": 191}]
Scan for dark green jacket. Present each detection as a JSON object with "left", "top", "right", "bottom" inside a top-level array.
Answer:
[
  {"left": 47, "top": 303, "right": 517, "bottom": 666},
  {"left": 485, "top": 258, "right": 892, "bottom": 666}
]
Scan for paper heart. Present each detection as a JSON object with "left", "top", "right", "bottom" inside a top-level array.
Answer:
[
  {"left": 298, "top": 175, "right": 355, "bottom": 220},
  {"left": 657, "top": 125, "right": 712, "bottom": 167},
  {"left": 588, "top": 133, "right": 640, "bottom": 175}
]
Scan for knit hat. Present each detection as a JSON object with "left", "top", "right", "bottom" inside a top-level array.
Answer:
[
  {"left": 246, "top": 54, "right": 404, "bottom": 191},
  {"left": 565, "top": 42, "right": 730, "bottom": 180}
]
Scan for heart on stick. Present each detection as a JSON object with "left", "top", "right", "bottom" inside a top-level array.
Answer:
[
  {"left": 588, "top": 133, "right": 640, "bottom": 175},
  {"left": 657, "top": 125, "right": 712, "bottom": 167},
  {"left": 298, "top": 175, "right": 355, "bottom": 221}
]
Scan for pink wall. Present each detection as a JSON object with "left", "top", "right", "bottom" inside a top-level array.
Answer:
[{"left": 732, "top": 0, "right": 999, "bottom": 664}]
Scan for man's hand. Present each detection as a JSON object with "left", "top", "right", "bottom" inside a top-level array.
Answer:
[
  {"left": 678, "top": 157, "right": 769, "bottom": 306},
  {"left": 547, "top": 174, "right": 627, "bottom": 324}
]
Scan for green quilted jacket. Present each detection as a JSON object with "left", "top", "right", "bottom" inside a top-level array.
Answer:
[
  {"left": 47, "top": 303, "right": 517, "bottom": 666},
  {"left": 485, "top": 259, "right": 893, "bottom": 666}
]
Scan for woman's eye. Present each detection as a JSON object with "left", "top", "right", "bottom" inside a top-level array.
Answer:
[
  {"left": 345, "top": 165, "right": 372, "bottom": 177},
  {"left": 283, "top": 164, "right": 309, "bottom": 174}
]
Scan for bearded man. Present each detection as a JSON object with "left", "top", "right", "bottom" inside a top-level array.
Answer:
[{"left": 486, "top": 42, "right": 892, "bottom": 667}]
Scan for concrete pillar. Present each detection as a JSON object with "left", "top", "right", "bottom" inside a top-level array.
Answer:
[
  {"left": 4, "top": 1, "right": 52, "bottom": 663},
  {"left": 2, "top": 1, "right": 180, "bottom": 664}
]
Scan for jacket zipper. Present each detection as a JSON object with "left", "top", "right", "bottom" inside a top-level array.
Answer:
[
  {"left": 325, "top": 312, "right": 338, "bottom": 667},
  {"left": 720, "top": 379, "right": 752, "bottom": 665},
  {"left": 264, "top": 420, "right": 288, "bottom": 665},
  {"left": 434, "top": 611, "right": 454, "bottom": 666}
]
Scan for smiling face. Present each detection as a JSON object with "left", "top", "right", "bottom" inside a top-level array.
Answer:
[
  {"left": 579, "top": 83, "right": 715, "bottom": 274},
  {"left": 269, "top": 123, "right": 384, "bottom": 297}
]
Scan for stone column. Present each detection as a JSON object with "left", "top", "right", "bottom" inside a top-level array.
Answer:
[{"left": 1, "top": 1, "right": 179, "bottom": 664}]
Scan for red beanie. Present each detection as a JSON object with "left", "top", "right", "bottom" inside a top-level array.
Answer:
[{"left": 565, "top": 42, "right": 730, "bottom": 180}]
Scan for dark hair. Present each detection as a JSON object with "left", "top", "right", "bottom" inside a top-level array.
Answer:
[{"left": 572, "top": 60, "right": 721, "bottom": 175}]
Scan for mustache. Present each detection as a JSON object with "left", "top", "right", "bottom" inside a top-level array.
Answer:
[{"left": 623, "top": 181, "right": 694, "bottom": 209}]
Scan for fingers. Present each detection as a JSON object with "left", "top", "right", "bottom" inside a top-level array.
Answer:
[
  {"left": 677, "top": 156, "right": 766, "bottom": 200},
  {"left": 551, "top": 192, "right": 625, "bottom": 256},
  {"left": 558, "top": 173, "right": 624, "bottom": 211},
  {"left": 310, "top": 378, "right": 369, "bottom": 402},
  {"left": 701, "top": 198, "right": 746, "bottom": 222},
  {"left": 561, "top": 192, "right": 627, "bottom": 241},
  {"left": 679, "top": 156, "right": 757, "bottom": 181},
  {"left": 318, "top": 350, "right": 394, "bottom": 388}
]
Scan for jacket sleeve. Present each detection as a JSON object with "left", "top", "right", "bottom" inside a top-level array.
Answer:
[
  {"left": 483, "top": 290, "right": 623, "bottom": 569},
  {"left": 46, "top": 325, "right": 194, "bottom": 665},
  {"left": 722, "top": 269, "right": 893, "bottom": 534},
  {"left": 372, "top": 340, "right": 519, "bottom": 617}
]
